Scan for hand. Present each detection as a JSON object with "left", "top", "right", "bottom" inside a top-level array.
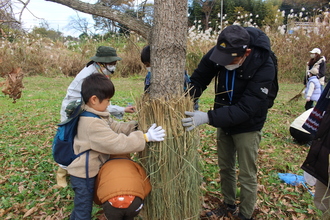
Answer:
[
  {"left": 124, "top": 106, "right": 136, "bottom": 113},
  {"left": 182, "top": 111, "right": 209, "bottom": 131},
  {"left": 306, "top": 97, "right": 311, "bottom": 101},
  {"left": 145, "top": 123, "right": 166, "bottom": 142},
  {"left": 127, "top": 121, "right": 138, "bottom": 131}
]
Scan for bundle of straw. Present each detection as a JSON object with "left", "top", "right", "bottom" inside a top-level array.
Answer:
[{"left": 136, "top": 94, "right": 202, "bottom": 220}]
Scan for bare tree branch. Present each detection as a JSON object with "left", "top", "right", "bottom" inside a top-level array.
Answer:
[
  {"left": 0, "top": 0, "right": 21, "bottom": 28},
  {"left": 45, "top": 0, "right": 151, "bottom": 39}
]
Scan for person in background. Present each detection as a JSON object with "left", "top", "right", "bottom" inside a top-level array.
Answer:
[
  {"left": 94, "top": 153, "right": 151, "bottom": 220},
  {"left": 182, "top": 25, "right": 277, "bottom": 220},
  {"left": 68, "top": 73, "right": 165, "bottom": 220},
  {"left": 141, "top": 45, "right": 190, "bottom": 92},
  {"left": 301, "top": 82, "right": 330, "bottom": 214},
  {"left": 60, "top": 46, "right": 135, "bottom": 121},
  {"left": 304, "top": 48, "right": 326, "bottom": 92},
  {"left": 141, "top": 45, "right": 198, "bottom": 109},
  {"left": 56, "top": 46, "right": 136, "bottom": 188},
  {"left": 304, "top": 70, "right": 321, "bottom": 110},
  {"left": 289, "top": 108, "right": 314, "bottom": 145}
]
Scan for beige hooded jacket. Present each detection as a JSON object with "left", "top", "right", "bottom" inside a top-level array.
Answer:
[{"left": 67, "top": 105, "right": 146, "bottom": 178}]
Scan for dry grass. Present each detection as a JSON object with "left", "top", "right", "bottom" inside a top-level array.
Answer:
[
  {"left": 268, "top": 26, "right": 330, "bottom": 82},
  {"left": 0, "top": 37, "right": 89, "bottom": 77},
  {"left": 136, "top": 95, "right": 202, "bottom": 220},
  {"left": 1, "top": 26, "right": 330, "bottom": 83}
]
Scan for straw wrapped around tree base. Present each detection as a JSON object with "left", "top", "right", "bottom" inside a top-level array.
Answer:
[{"left": 136, "top": 94, "right": 202, "bottom": 220}]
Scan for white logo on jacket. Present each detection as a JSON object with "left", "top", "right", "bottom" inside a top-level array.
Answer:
[{"left": 261, "top": 87, "right": 269, "bottom": 95}]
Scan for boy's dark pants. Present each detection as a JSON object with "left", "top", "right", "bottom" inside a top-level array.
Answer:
[
  {"left": 70, "top": 175, "right": 96, "bottom": 220},
  {"left": 102, "top": 197, "right": 143, "bottom": 220}
]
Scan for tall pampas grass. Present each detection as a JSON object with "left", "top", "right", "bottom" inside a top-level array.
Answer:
[{"left": 136, "top": 94, "right": 202, "bottom": 220}]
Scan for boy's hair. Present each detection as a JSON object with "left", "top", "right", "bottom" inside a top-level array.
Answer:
[
  {"left": 81, "top": 73, "right": 115, "bottom": 104},
  {"left": 141, "top": 45, "right": 150, "bottom": 64}
]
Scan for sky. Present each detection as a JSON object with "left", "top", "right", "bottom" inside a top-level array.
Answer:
[{"left": 13, "top": 0, "right": 97, "bottom": 37}]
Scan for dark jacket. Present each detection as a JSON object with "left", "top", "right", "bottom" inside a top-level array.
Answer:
[
  {"left": 301, "top": 92, "right": 330, "bottom": 187},
  {"left": 189, "top": 27, "right": 275, "bottom": 135}
]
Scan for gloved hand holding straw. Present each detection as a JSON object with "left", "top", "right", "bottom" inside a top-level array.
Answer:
[{"left": 182, "top": 111, "right": 209, "bottom": 131}]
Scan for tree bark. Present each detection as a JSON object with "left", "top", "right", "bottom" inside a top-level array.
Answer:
[
  {"left": 46, "top": 0, "right": 151, "bottom": 39},
  {"left": 149, "top": 0, "right": 188, "bottom": 99}
]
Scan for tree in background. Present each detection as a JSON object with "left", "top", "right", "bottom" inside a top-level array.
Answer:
[
  {"left": 30, "top": 26, "right": 63, "bottom": 41},
  {"left": 0, "top": 0, "right": 21, "bottom": 38},
  {"left": 280, "top": 0, "right": 329, "bottom": 24},
  {"left": 66, "top": 14, "right": 94, "bottom": 36},
  {"left": 281, "top": 0, "right": 329, "bottom": 16},
  {"left": 187, "top": 0, "right": 330, "bottom": 32}
]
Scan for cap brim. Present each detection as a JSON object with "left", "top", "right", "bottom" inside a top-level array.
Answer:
[{"left": 209, "top": 47, "right": 236, "bottom": 66}]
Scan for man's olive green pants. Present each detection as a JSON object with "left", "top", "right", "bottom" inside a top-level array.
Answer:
[{"left": 217, "top": 128, "right": 261, "bottom": 219}]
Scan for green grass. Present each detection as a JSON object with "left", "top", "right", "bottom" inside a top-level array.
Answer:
[{"left": 0, "top": 76, "right": 323, "bottom": 219}]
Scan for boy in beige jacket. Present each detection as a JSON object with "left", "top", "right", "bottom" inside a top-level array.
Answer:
[{"left": 68, "top": 73, "right": 165, "bottom": 220}]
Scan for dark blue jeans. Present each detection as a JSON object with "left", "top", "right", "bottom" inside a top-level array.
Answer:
[{"left": 70, "top": 175, "right": 96, "bottom": 220}]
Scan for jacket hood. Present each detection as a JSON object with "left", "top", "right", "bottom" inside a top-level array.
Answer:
[
  {"left": 238, "top": 27, "right": 272, "bottom": 79},
  {"left": 245, "top": 27, "right": 271, "bottom": 52}
]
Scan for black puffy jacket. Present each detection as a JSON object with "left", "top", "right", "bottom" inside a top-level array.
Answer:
[{"left": 189, "top": 27, "right": 276, "bottom": 135}]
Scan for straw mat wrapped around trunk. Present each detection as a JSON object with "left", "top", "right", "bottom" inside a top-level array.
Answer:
[{"left": 136, "top": 95, "right": 202, "bottom": 220}]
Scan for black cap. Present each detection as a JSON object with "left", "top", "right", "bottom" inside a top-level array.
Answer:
[{"left": 210, "top": 25, "right": 250, "bottom": 66}]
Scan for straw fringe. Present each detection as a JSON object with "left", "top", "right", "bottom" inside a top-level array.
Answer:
[{"left": 136, "top": 94, "right": 202, "bottom": 220}]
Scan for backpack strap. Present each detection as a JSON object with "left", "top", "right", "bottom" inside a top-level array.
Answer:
[
  {"left": 80, "top": 111, "right": 101, "bottom": 119},
  {"left": 78, "top": 110, "right": 101, "bottom": 190}
]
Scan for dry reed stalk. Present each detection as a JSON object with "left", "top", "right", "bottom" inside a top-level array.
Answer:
[
  {"left": 136, "top": 94, "right": 202, "bottom": 220},
  {"left": 289, "top": 87, "right": 305, "bottom": 102}
]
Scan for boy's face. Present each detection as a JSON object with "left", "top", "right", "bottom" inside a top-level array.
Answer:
[{"left": 87, "top": 95, "right": 110, "bottom": 112}]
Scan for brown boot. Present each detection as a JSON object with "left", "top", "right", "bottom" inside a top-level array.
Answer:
[{"left": 56, "top": 166, "right": 68, "bottom": 188}]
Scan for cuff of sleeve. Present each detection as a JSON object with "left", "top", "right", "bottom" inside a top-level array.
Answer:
[
  {"left": 207, "top": 110, "right": 212, "bottom": 125},
  {"left": 144, "top": 133, "right": 149, "bottom": 142},
  {"left": 115, "top": 106, "right": 126, "bottom": 113}
]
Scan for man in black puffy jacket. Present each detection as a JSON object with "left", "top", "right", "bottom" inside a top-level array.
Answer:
[{"left": 182, "top": 25, "right": 277, "bottom": 220}]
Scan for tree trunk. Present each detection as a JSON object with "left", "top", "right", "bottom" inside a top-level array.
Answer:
[
  {"left": 138, "top": 1, "right": 202, "bottom": 220},
  {"left": 149, "top": 0, "right": 188, "bottom": 99}
]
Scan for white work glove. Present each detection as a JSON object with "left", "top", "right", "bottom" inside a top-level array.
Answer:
[
  {"left": 182, "top": 111, "right": 209, "bottom": 131},
  {"left": 145, "top": 123, "right": 166, "bottom": 142}
]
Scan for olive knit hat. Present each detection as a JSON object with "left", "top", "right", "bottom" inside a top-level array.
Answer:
[{"left": 90, "top": 46, "right": 122, "bottom": 63}]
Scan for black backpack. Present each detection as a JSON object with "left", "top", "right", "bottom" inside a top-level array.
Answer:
[{"left": 267, "top": 51, "right": 279, "bottom": 108}]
